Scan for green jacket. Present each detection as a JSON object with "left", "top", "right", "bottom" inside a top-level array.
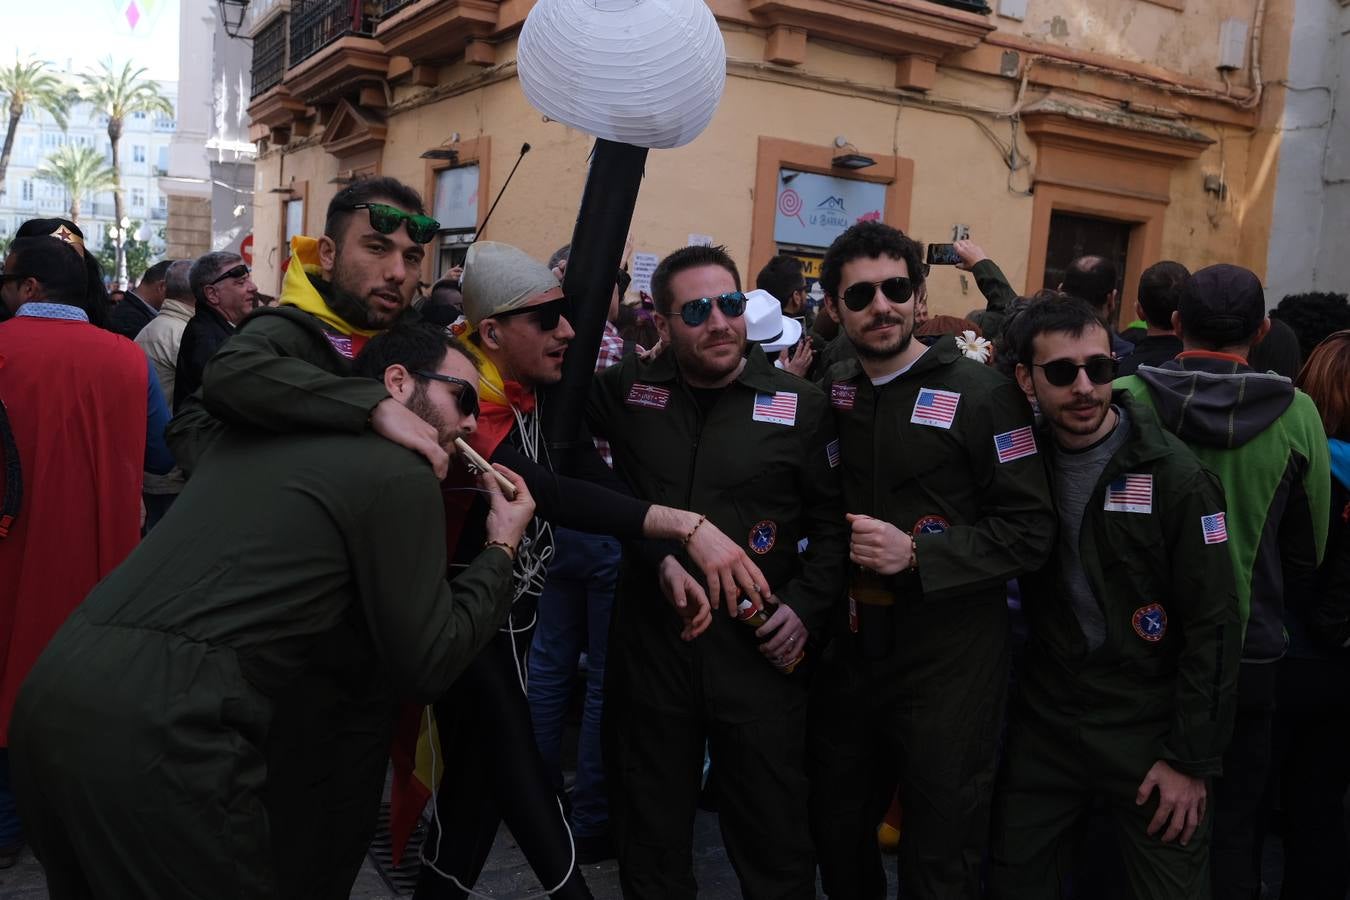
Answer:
[
  {"left": 1120, "top": 357, "right": 1329, "bottom": 662},
  {"left": 587, "top": 345, "right": 847, "bottom": 706},
  {"left": 166, "top": 303, "right": 388, "bottom": 474},
  {"left": 823, "top": 335, "right": 1055, "bottom": 606},
  {"left": 1018, "top": 392, "right": 1240, "bottom": 777}
]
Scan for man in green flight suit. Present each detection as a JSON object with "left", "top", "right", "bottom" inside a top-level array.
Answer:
[
  {"left": 9, "top": 323, "right": 536, "bottom": 899},
  {"left": 587, "top": 244, "right": 848, "bottom": 899},
  {"left": 810, "top": 221, "right": 1055, "bottom": 900},
  {"left": 989, "top": 298, "right": 1240, "bottom": 899}
]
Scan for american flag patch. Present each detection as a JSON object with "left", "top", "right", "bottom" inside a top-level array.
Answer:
[
  {"left": 752, "top": 391, "right": 798, "bottom": 426},
  {"left": 911, "top": 388, "right": 960, "bottom": 429},
  {"left": 1104, "top": 474, "right": 1153, "bottom": 514},
  {"left": 993, "top": 426, "right": 1038, "bottom": 463},
  {"left": 324, "top": 332, "right": 354, "bottom": 358},
  {"left": 625, "top": 383, "right": 671, "bottom": 410},
  {"left": 826, "top": 438, "right": 840, "bottom": 468},
  {"left": 1202, "top": 512, "right": 1228, "bottom": 544},
  {"left": 831, "top": 383, "right": 857, "bottom": 410}
]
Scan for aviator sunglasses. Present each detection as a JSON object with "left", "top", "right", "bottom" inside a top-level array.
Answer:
[
  {"left": 347, "top": 203, "right": 441, "bottom": 244},
  {"left": 412, "top": 371, "right": 480, "bottom": 419},
  {"left": 1033, "top": 356, "right": 1119, "bottom": 387},
  {"left": 490, "top": 296, "right": 570, "bottom": 332},
  {"left": 676, "top": 291, "right": 747, "bottom": 327},
  {"left": 840, "top": 276, "right": 914, "bottom": 312}
]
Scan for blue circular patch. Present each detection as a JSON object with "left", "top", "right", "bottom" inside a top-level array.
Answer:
[
  {"left": 912, "top": 515, "right": 950, "bottom": 537},
  {"left": 1132, "top": 603, "right": 1168, "bottom": 643},
  {"left": 749, "top": 520, "right": 777, "bottom": 555}
]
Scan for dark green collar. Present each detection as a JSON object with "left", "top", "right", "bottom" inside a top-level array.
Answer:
[{"left": 638, "top": 342, "right": 782, "bottom": 394}]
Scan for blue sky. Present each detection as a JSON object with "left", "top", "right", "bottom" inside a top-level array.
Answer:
[{"left": 3, "top": 0, "right": 180, "bottom": 82}]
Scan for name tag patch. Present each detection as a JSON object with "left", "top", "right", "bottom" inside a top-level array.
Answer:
[
  {"left": 1104, "top": 474, "right": 1153, "bottom": 514},
  {"left": 826, "top": 439, "right": 841, "bottom": 468},
  {"left": 911, "top": 388, "right": 960, "bottom": 429},
  {"left": 752, "top": 391, "right": 798, "bottom": 426},
  {"left": 993, "top": 425, "right": 1038, "bottom": 463},
  {"left": 625, "top": 383, "right": 671, "bottom": 410},
  {"left": 831, "top": 383, "right": 857, "bottom": 410}
]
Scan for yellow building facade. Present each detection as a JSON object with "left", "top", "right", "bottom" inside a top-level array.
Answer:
[{"left": 245, "top": 0, "right": 1294, "bottom": 320}]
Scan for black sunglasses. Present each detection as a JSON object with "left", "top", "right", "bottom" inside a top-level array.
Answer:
[
  {"left": 676, "top": 291, "right": 747, "bottom": 327},
  {"left": 208, "top": 264, "right": 250, "bottom": 286},
  {"left": 490, "top": 296, "right": 569, "bottom": 332},
  {"left": 840, "top": 276, "right": 914, "bottom": 312},
  {"left": 1033, "top": 356, "right": 1118, "bottom": 387},
  {"left": 412, "top": 370, "right": 480, "bottom": 419},
  {"left": 348, "top": 203, "right": 441, "bottom": 244}
]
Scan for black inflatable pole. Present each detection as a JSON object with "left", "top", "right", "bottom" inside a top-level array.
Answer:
[{"left": 543, "top": 138, "right": 648, "bottom": 470}]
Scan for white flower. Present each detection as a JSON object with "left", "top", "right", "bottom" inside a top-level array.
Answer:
[{"left": 956, "top": 330, "right": 991, "bottom": 363}]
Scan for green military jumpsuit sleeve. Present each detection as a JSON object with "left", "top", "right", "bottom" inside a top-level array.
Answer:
[
  {"left": 349, "top": 467, "right": 516, "bottom": 703},
  {"left": 915, "top": 377, "right": 1057, "bottom": 601},
  {"left": 1152, "top": 466, "right": 1241, "bottom": 777},
  {"left": 201, "top": 313, "right": 389, "bottom": 435},
  {"left": 970, "top": 259, "right": 1017, "bottom": 315}
]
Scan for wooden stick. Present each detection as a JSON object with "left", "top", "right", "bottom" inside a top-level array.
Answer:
[{"left": 454, "top": 438, "right": 517, "bottom": 500}]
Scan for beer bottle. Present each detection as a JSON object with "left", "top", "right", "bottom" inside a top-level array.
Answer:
[{"left": 736, "top": 597, "right": 804, "bottom": 674}]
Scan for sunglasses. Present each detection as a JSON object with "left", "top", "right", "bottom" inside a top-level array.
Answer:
[
  {"left": 1033, "top": 356, "right": 1118, "bottom": 387},
  {"left": 412, "top": 370, "right": 480, "bottom": 419},
  {"left": 840, "top": 276, "right": 914, "bottom": 312},
  {"left": 208, "top": 264, "right": 250, "bottom": 286},
  {"left": 348, "top": 203, "right": 441, "bottom": 244},
  {"left": 490, "top": 296, "right": 569, "bottom": 332},
  {"left": 676, "top": 291, "right": 747, "bottom": 327}
]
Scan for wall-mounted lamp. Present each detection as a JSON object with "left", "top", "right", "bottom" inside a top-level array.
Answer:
[
  {"left": 830, "top": 136, "right": 875, "bottom": 170},
  {"left": 420, "top": 148, "right": 460, "bottom": 161},
  {"left": 218, "top": 0, "right": 250, "bottom": 39}
]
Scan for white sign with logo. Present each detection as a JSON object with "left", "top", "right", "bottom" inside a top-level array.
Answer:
[
  {"left": 433, "top": 164, "right": 481, "bottom": 232},
  {"left": 774, "top": 170, "right": 886, "bottom": 249},
  {"left": 688, "top": 233, "right": 714, "bottom": 247}
]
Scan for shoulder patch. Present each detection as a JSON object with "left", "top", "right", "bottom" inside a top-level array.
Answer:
[
  {"left": 993, "top": 425, "right": 1038, "bottom": 463},
  {"left": 1104, "top": 474, "right": 1153, "bottom": 514},
  {"left": 752, "top": 391, "right": 798, "bottom": 426},
  {"left": 831, "top": 383, "right": 857, "bottom": 410},
  {"left": 323, "top": 332, "right": 354, "bottom": 359},
  {"left": 911, "top": 388, "right": 961, "bottom": 429},
  {"left": 1201, "top": 512, "right": 1228, "bottom": 544},
  {"left": 826, "top": 438, "right": 841, "bottom": 468},
  {"left": 625, "top": 383, "right": 671, "bottom": 410},
  {"left": 749, "top": 520, "right": 778, "bottom": 554},
  {"left": 1132, "top": 603, "right": 1168, "bottom": 642}
]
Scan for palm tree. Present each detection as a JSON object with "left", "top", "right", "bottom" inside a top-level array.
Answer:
[
  {"left": 35, "top": 144, "right": 116, "bottom": 221},
  {"left": 79, "top": 58, "right": 172, "bottom": 288},
  {"left": 0, "top": 59, "right": 72, "bottom": 197}
]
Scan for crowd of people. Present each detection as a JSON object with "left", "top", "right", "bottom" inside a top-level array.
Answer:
[{"left": 0, "top": 177, "right": 1348, "bottom": 900}]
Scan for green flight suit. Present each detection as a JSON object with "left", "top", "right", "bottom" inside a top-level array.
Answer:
[
  {"left": 989, "top": 392, "right": 1240, "bottom": 900},
  {"left": 587, "top": 345, "right": 848, "bottom": 900},
  {"left": 810, "top": 335, "right": 1055, "bottom": 900},
  {"left": 9, "top": 428, "right": 515, "bottom": 900},
  {"left": 165, "top": 304, "right": 400, "bottom": 899}
]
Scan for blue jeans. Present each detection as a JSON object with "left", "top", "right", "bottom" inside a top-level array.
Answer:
[
  {"left": 0, "top": 749, "right": 22, "bottom": 848},
  {"left": 528, "top": 528, "right": 620, "bottom": 839}
]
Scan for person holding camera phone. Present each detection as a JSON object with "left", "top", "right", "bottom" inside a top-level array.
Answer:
[{"left": 810, "top": 221, "right": 1055, "bottom": 900}]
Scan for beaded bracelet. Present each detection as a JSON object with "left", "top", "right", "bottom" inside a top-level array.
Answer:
[
  {"left": 682, "top": 514, "right": 707, "bottom": 547},
  {"left": 485, "top": 540, "right": 518, "bottom": 562}
]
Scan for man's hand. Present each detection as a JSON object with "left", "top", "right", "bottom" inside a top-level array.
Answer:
[
  {"left": 953, "top": 239, "right": 989, "bottom": 272},
  {"left": 684, "top": 518, "right": 770, "bottom": 613},
  {"left": 482, "top": 464, "right": 535, "bottom": 551},
  {"left": 755, "top": 600, "right": 807, "bottom": 670},
  {"left": 782, "top": 335, "right": 815, "bottom": 378},
  {"left": 638, "top": 338, "right": 664, "bottom": 362},
  {"left": 846, "top": 513, "right": 913, "bottom": 575},
  {"left": 371, "top": 397, "right": 450, "bottom": 480},
  {"left": 659, "top": 556, "right": 713, "bottom": 641},
  {"left": 1136, "top": 760, "right": 1207, "bottom": 846},
  {"left": 447, "top": 265, "right": 464, "bottom": 284}
]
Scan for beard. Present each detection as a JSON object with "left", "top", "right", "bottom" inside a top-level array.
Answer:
[
  {"left": 849, "top": 312, "right": 914, "bottom": 361},
  {"left": 407, "top": 383, "right": 451, "bottom": 448},
  {"left": 327, "top": 256, "right": 401, "bottom": 330},
  {"left": 1048, "top": 396, "right": 1112, "bottom": 437},
  {"left": 671, "top": 328, "right": 745, "bottom": 384}
]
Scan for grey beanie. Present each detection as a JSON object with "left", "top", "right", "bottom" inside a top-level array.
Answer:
[{"left": 461, "top": 241, "right": 561, "bottom": 326}]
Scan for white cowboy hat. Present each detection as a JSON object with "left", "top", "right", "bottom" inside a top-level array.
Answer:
[{"left": 743, "top": 289, "right": 802, "bottom": 353}]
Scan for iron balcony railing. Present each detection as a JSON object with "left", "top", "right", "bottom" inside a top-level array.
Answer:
[
  {"left": 251, "top": 13, "right": 288, "bottom": 98},
  {"left": 289, "top": 0, "right": 375, "bottom": 68},
  {"left": 376, "top": 0, "right": 414, "bottom": 16}
]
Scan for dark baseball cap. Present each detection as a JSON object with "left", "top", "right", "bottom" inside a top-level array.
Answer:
[{"left": 1178, "top": 264, "right": 1266, "bottom": 347}]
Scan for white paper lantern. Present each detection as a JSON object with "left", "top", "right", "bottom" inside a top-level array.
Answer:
[{"left": 517, "top": 0, "right": 727, "bottom": 150}]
